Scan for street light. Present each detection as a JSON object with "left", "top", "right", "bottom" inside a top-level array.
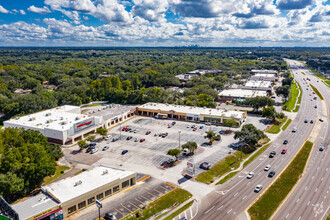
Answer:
[
  {"left": 209, "top": 109, "right": 212, "bottom": 131},
  {"left": 178, "top": 131, "right": 181, "bottom": 150}
]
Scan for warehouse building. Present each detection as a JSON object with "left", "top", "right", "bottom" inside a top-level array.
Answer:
[
  {"left": 11, "top": 166, "right": 136, "bottom": 219},
  {"left": 137, "top": 103, "right": 246, "bottom": 126},
  {"left": 250, "top": 73, "right": 278, "bottom": 82},
  {"left": 238, "top": 80, "right": 273, "bottom": 93},
  {"left": 4, "top": 105, "right": 103, "bottom": 145},
  {"left": 219, "top": 89, "right": 268, "bottom": 101},
  {"left": 250, "top": 69, "right": 278, "bottom": 75}
]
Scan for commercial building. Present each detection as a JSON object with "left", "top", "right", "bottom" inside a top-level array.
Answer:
[
  {"left": 238, "top": 80, "right": 273, "bottom": 93},
  {"left": 250, "top": 69, "right": 278, "bottom": 76},
  {"left": 4, "top": 105, "right": 103, "bottom": 145},
  {"left": 219, "top": 89, "right": 268, "bottom": 101},
  {"left": 250, "top": 73, "right": 278, "bottom": 82},
  {"left": 11, "top": 166, "right": 136, "bottom": 219},
  {"left": 137, "top": 103, "right": 246, "bottom": 126}
]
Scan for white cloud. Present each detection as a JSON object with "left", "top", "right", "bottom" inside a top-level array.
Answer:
[
  {"left": 132, "top": 0, "right": 169, "bottom": 22},
  {"left": 0, "top": 5, "right": 9, "bottom": 13},
  {"left": 20, "top": 10, "right": 26, "bottom": 15},
  {"left": 27, "top": 5, "right": 52, "bottom": 14}
]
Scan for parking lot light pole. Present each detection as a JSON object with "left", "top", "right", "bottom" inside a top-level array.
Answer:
[
  {"left": 178, "top": 131, "right": 181, "bottom": 149},
  {"left": 119, "top": 122, "right": 121, "bottom": 140}
]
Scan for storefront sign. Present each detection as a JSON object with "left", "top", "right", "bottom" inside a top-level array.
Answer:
[
  {"left": 34, "top": 207, "right": 63, "bottom": 220},
  {"left": 186, "top": 160, "right": 195, "bottom": 177}
]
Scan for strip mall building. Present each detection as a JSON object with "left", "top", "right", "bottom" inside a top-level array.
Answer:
[{"left": 137, "top": 103, "right": 246, "bottom": 126}]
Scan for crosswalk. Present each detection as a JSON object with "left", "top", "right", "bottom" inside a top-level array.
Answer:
[{"left": 173, "top": 200, "right": 198, "bottom": 220}]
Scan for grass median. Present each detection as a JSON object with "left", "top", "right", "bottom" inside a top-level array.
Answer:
[
  {"left": 43, "top": 165, "right": 70, "bottom": 185},
  {"left": 248, "top": 141, "right": 313, "bottom": 220},
  {"left": 285, "top": 82, "right": 299, "bottom": 111},
  {"left": 163, "top": 201, "right": 194, "bottom": 220},
  {"left": 282, "top": 119, "right": 292, "bottom": 131},
  {"left": 310, "top": 84, "right": 324, "bottom": 100},
  {"left": 216, "top": 171, "right": 239, "bottom": 185},
  {"left": 266, "top": 117, "right": 287, "bottom": 134},
  {"left": 243, "top": 143, "right": 271, "bottom": 168},
  {"left": 124, "top": 188, "right": 192, "bottom": 220}
]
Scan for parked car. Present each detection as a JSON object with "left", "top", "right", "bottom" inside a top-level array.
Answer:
[
  {"left": 168, "top": 125, "right": 172, "bottom": 128},
  {"left": 205, "top": 122, "right": 211, "bottom": 126},
  {"left": 200, "top": 125, "right": 204, "bottom": 129},
  {"left": 247, "top": 172, "right": 254, "bottom": 179},
  {"left": 264, "top": 165, "right": 271, "bottom": 171},
  {"left": 199, "top": 162, "right": 211, "bottom": 170},
  {"left": 105, "top": 135, "right": 112, "bottom": 140},
  {"left": 304, "top": 119, "right": 308, "bottom": 123},
  {"left": 134, "top": 138, "right": 139, "bottom": 142},
  {"left": 90, "top": 148, "right": 98, "bottom": 154},
  {"left": 85, "top": 147, "right": 93, "bottom": 153},
  {"left": 314, "top": 105, "right": 317, "bottom": 108},
  {"left": 219, "top": 130, "right": 225, "bottom": 134},
  {"left": 133, "top": 129, "right": 139, "bottom": 133},
  {"left": 254, "top": 184, "right": 263, "bottom": 193},
  {"left": 191, "top": 124, "right": 195, "bottom": 128},
  {"left": 122, "top": 126, "right": 127, "bottom": 131},
  {"left": 172, "top": 121, "right": 176, "bottom": 125},
  {"left": 310, "top": 120, "right": 314, "bottom": 124},
  {"left": 104, "top": 213, "right": 117, "bottom": 220},
  {"left": 112, "top": 137, "right": 119, "bottom": 142},
  {"left": 193, "top": 127, "right": 197, "bottom": 131},
  {"left": 281, "top": 149, "right": 287, "bottom": 154},
  {"left": 319, "top": 118, "right": 324, "bottom": 122},
  {"left": 126, "top": 136, "right": 132, "bottom": 140},
  {"left": 121, "top": 150, "right": 128, "bottom": 155},
  {"left": 283, "top": 140, "right": 288, "bottom": 144},
  {"left": 146, "top": 131, "right": 151, "bottom": 135},
  {"left": 319, "top": 146, "right": 324, "bottom": 151},
  {"left": 154, "top": 133, "right": 158, "bottom": 136},
  {"left": 186, "top": 124, "right": 190, "bottom": 128},
  {"left": 126, "top": 127, "right": 132, "bottom": 132},
  {"left": 140, "top": 138, "right": 146, "bottom": 142},
  {"left": 102, "top": 146, "right": 109, "bottom": 151},
  {"left": 268, "top": 171, "right": 276, "bottom": 177},
  {"left": 269, "top": 151, "right": 276, "bottom": 158},
  {"left": 90, "top": 143, "right": 96, "bottom": 147}
]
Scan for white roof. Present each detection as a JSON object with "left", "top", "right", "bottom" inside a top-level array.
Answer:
[
  {"left": 244, "top": 80, "right": 272, "bottom": 88},
  {"left": 251, "top": 69, "right": 278, "bottom": 74},
  {"left": 43, "top": 167, "right": 135, "bottom": 203},
  {"left": 138, "top": 103, "right": 245, "bottom": 119},
  {"left": 254, "top": 73, "right": 276, "bottom": 78},
  {"left": 219, "top": 89, "right": 267, "bottom": 98},
  {"left": 4, "top": 105, "right": 96, "bottom": 132}
]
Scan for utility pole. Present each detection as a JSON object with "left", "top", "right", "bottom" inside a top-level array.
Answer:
[{"left": 119, "top": 122, "right": 121, "bottom": 141}]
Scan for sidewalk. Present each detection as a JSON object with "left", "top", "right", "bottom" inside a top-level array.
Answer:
[{"left": 159, "top": 197, "right": 195, "bottom": 220}]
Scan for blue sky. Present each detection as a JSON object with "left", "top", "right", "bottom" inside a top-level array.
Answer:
[{"left": 0, "top": 0, "right": 329, "bottom": 46}]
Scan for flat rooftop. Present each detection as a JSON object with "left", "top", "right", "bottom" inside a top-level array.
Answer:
[
  {"left": 83, "top": 104, "right": 138, "bottom": 121},
  {"left": 43, "top": 166, "right": 135, "bottom": 203},
  {"left": 4, "top": 105, "right": 96, "bottom": 132},
  {"left": 244, "top": 80, "right": 272, "bottom": 88},
  {"left": 253, "top": 73, "right": 276, "bottom": 78},
  {"left": 219, "top": 89, "right": 267, "bottom": 98},
  {"left": 138, "top": 103, "right": 245, "bottom": 119},
  {"left": 250, "top": 70, "right": 278, "bottom": 74},
  {"left": 12, "top": 192, "right": 59, "bottom": 220}
]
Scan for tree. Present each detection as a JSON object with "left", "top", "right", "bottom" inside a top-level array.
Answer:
[
  {"left": 262, "top": 106, "right": 277, "bottom": 120},
  {"left": 276, "top": 85, "right": 290, "bottom": 99},
  {"left": 282, "top": 77, "right": 293, "bottom": 86},
  {"left": 78, "top": 140, "right": 88, "bottom": 150},
  {"left": 181, "top": 141, "right": 198, "bottom": 154},
  {"left": 244, "top": 96, "right": 274, "bottom": 112},
  {"left": 96, "top": 128, "right": 108, "bottom": 139},
  {"left": 167, "top": 149, "right": 181, "bottom": 161},
  {"left": 86, "top": 135, "right": 96, "bottom": 142},
  {"left": 234, "top": 124, "right": 267, "bottom": 148},
  {"left": 223, "top": 119, "right": 238, "bottom": 127},
  {"left": 204, "top": 130, "right": 217, "bottom": 144}
]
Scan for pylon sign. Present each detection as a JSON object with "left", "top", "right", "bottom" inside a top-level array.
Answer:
[{"left": 186, "top": 160, "right": 195, "bottom": 177}]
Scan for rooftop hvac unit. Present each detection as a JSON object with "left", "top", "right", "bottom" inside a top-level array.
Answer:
[
  {"left": 45, "top": 113, "right": 51, "bottom": 116},
  {"left": 102, "top": 170, "right": 109, "bottom": 175},
  {"left": 46, "top": 119, "right": 53, "bottom": 124},
  {"left": 74, "top": 180, "right": 82, "bottom": 187},
  {"left": 29, "top": 117, "right": 36, "bottom": 121},
  {"left": 75, "top": 116, "right": 81, "bottom": 120}
]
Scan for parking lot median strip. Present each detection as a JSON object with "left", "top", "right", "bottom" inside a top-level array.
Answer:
[
  {"left": 137, "top": 175, "right": 150, "bottom": 182},
  {"left": 248, "top": 141, "right": 314, "bottom": 220}
]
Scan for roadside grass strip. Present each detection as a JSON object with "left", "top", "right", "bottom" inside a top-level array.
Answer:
[
  {"left": 311, "top": 69, "right": 326, "bottom": 80},
  {"left": 43, "top": 165, "right": 70, "bottom": 185},
  {"left": 281, "top": 119, "right": 292, "bottom": 131},
  {"left": 163, "top": 201, "right": 194, "bottom": 220},
  {"left": 243, "top": 143, "right": 271, "bottom": 168},
  {"left": 293, "top": 105, "right": 299, "bottom": 112},
  {"left": 266, "top": 117, "right": 287, "bottom": 134},
  {"left": 123, "top": 188, "right": 192, "bottom": 220},
  {"left": 310, "top": 84, "right": 324, "bottom": 100},
  {"left": 301, "top": 72, "right": 306, "bottom": 75},
  {"left": 248, "top": 141, "right": 313, "bottom": 220},
  {"left": 216, "top": 171, "right": 239, "bottom": 185},
  {"left": 285, "top": 82, "right": 299, "bottom": 111}
]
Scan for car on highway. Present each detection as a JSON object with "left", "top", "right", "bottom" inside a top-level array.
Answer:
[
  {"left": 126, "top": 136, "right": 132, "bottom": 140},
  {"left": 254, "top": 184, "right": 263, "bottom": 193},
  {"left": 102, "top": 146, "right": 109, "bottom": 151},
  {"left": 310, "top": 120, "right": 313, "bottom": 124},
  {"left": 319, "top": 146, "right": 324, "bottom": 151},
  {"left": 269, "top": 151, "right": 276, "bottom": 158},
  {"left": 264, "top": 165, "right": 271, "bottom": 171},
  {"left": 283, "top": 140, "right": 288, "bottom": 144},
  {"left": 319, "top": 118, "right": 324, "bottom": 122},
  {"left": 104, "top": 212, "right": 117, "bottom": 220},
  {"left": 304, "top": 119, "right": 308, "bottom": 123},
  {"left": 247, "top": 172, "right": 254, "bottom": 179},
  {"left": 314, "top": 105, "right": 317, "bottom": 108},
  {"left": 140, "top": 138, "right": 146, "bottom": 142},
  {"left": 105, "top": 135, "right": 112, "bottom": 140},
  {"left": 145, "top": 131, "right": 151, "bottom": 135},
  {"left": 292, "top": 127, "right": 297, "bottom": 132},
  {"left": 121, "top": 150, "right": 128, "bottom": 155},
  {"left": 268, "top": 171, "right": 276, "bottom": 177},
  {"left": 200, "top": 162, "right": 211, "bottom": 170},
  {"left": 281, "top": 149, "right": 287, "bottom": 154}
]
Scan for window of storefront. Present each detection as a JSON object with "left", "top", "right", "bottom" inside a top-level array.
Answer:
[
  {"left": 87, "top": 197, "right": 95, "bottom": 205},
  {"left": 105, "top": 189, "right": 112, "bottom": 197},
  {"left": 96, "top": 193, "right": 104, "bottom": 200},
  {"left": 122, "top": 180, "right": 130, "bottom": 188},
  {"left": 78, "top": 201, "right": 86, "bottom": 209},
  {"left": 113, "top": 185, "right": 120, "bottom": 193},
  {"left": 68, "top": 205, "right": 77, "bottom": 214}
]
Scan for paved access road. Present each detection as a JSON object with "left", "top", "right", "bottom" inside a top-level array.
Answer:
[
  {"left": 272, "top": 60, "right": 329, "bottom": 220},
  {"left": 192, "top": 60, "right": 321, "bottom": 220}
]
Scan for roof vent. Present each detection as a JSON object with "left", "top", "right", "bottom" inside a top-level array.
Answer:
[
  {"left": 29, "top": 117, "right": 36, "bottom": 121},
  {"left": 45, "top": 113, "right": 51, "bottom": 116},
  {"left": 75, "top": 116, "right": 81, "bottom": 120},
  {"left": 102, "top": 170, "right": 109, "bottom": 175},
  {"left": 74, "top": 180, "right": 82, "bottom": 187},
  {"left": 46, "top": 119, "right": 53, "bottom": 124}
]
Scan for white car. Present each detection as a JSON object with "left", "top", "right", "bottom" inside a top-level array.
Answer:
[
  {"left": 105, "top": 135, "right": 112, "bottom": 140},
  {"left": 254, "top": 184, "right": 263, "bottom": 193},
  {"left": 90, "top": 148, "right": 98, "bottom": 154},
  {"left": 264, "top": 165, "right": 271, "bottom": 171},
  {"left": 247, "top": 172, "right": 254, "bottom": 179},
  {"left": 292, "top": 127, "right": 297, "bottom": 132},
  {"left": 186, "top": 124, "right": 190, "bottom": 128}
]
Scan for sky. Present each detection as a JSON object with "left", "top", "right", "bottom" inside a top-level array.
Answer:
[{"left": 0, "top": 0, "right": 329, "bottom": 47}]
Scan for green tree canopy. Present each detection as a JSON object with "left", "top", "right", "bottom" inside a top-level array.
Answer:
[
  {"left": 167, "top": 148, "right": 181, "bottom": 161},
  {"left": 234, "top": 124, "right": 267, "bottom": 148}
]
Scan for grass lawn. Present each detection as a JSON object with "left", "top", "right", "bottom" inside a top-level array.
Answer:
[
  {"left": 163, "top": 201, "right": 194, "bottom": 220},
  {"left": 216, "top": 171, "right": 239, "bottom": 185},
  {"left": 282, "top": 119, "right": 292, "bottom": 131},
  {"left": 43, "top": 165, "right": 70, "bottom": 185},
  {"left": 124, "top": 188, "right": 192, "bottom": 220},
  {"left": 266, "top": 117, "right": 287, "bottom": 134},
  {"left": 285, "top": 82, "right": 299, "bottom": 111},
  {"left": 296, "top": 82, "right": 302, "bottom": 105},
  {"left": 310, "top": 84, "right": 324, "bottom": 100},
  {"left": 243, "top": 143, "right": 271, "bottom": 168},
  {"left": 293, "top": 105, "right": 300, "bottom": 112},
  {"left": 248, "top": 141, "right": 313, "bottom": 220}
]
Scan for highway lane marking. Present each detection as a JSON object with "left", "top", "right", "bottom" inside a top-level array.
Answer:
[
  {"left": 321, "top": 205, "right": 330, "bottom": 220},
  {"left": 296, "top": 198, "right": 299, "bottom": 203},
  {"left": 315, "top": 188, "right": 318, "bottom": 192},
  {"left": 321, "top": 177, "right": 323, "bottom": 181},
  {"left": 298, "top": 216, "right": 301, "bottom": 220},
  {"left": 286, "top": 213, "right": 289, "bottom": 218},
  {"left": 305, "top": 186, "right": 307, "bottom": 191},
  {"left": 243, "top": 196, "right": 246, "bottom": 200},
  {"left": 312, "top": 175, "right": 314, "bottom": 179},
  {"left": 217, "top": 205, "right": 223, "bottom": 210},
  {"left": 234, "top": 192, "right": 238, "bottom": 197},
  {"left": 227, "top": 209, "right": 232, "bottom": 214},
  {"left": 307, "top": 201, "right": 310, "bottom": 206},
  {"left": 204, "top": 206, "right": 214, "bottom": 214},
  {"left": 190, "top": 206, "right": 193, "bottom": 217}
]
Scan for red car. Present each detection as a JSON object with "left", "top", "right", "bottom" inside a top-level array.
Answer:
[
  {"left": 140, "top": 138, "right": 146, "bottom": 142},
  {"left": 146, "top": 131, "right": 151, "bottom": 135},
  {"left": 281, "top": 149, "right": 287, "bottom": 154},
  {"left": 193, "top": 127, "right": 197, "bottom": 131},
  {"left": 122, "top": 126, "right": 127, "bottom": 131}
]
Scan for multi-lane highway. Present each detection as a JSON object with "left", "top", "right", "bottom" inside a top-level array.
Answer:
[
  {"left": 191, "top": 60, "right": 328, "bottom": 220},
  {"left": 272, "top": 60, "right": 330, "bottom": 220}
]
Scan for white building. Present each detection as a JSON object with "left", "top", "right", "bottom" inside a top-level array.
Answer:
[
  {"left": 3, "top": 105, "right": 102, "bottom": 145},
  {"left": 250, "top": 69, "right": 278, "bottom": 75},
  {"left": 219, "top": 89, "right": 267, "bottom": 101},
  {"left": 239, "top": 80, "right": 273, "bottom": 93}
]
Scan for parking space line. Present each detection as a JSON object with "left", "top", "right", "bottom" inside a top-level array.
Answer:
[
  {"left": 153, "top": 188, "right": 164, "bottom": 195},
  {"left": 115, "top": 208, "right": 124, "bottom": 216},
  {"left": 141, "top": 195, "right": 152, "bottom": 202},
  {"left": 135, "top": 198, "right": 144, "bottom": 204},
  {"left": 166, "top": 182, "right": 177, "bottom": 188},
  {"left": 147, "top": 191, "right": 157, "bottom": 197},
  {"left": 160, "top": 185, "right": 169, "bottom": 192},
  {"left": 121, "top": 204, "right": 132, "bottom": 212},
  {"left": 129, "top": 201, "right": 140, "bottom": 209}
]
